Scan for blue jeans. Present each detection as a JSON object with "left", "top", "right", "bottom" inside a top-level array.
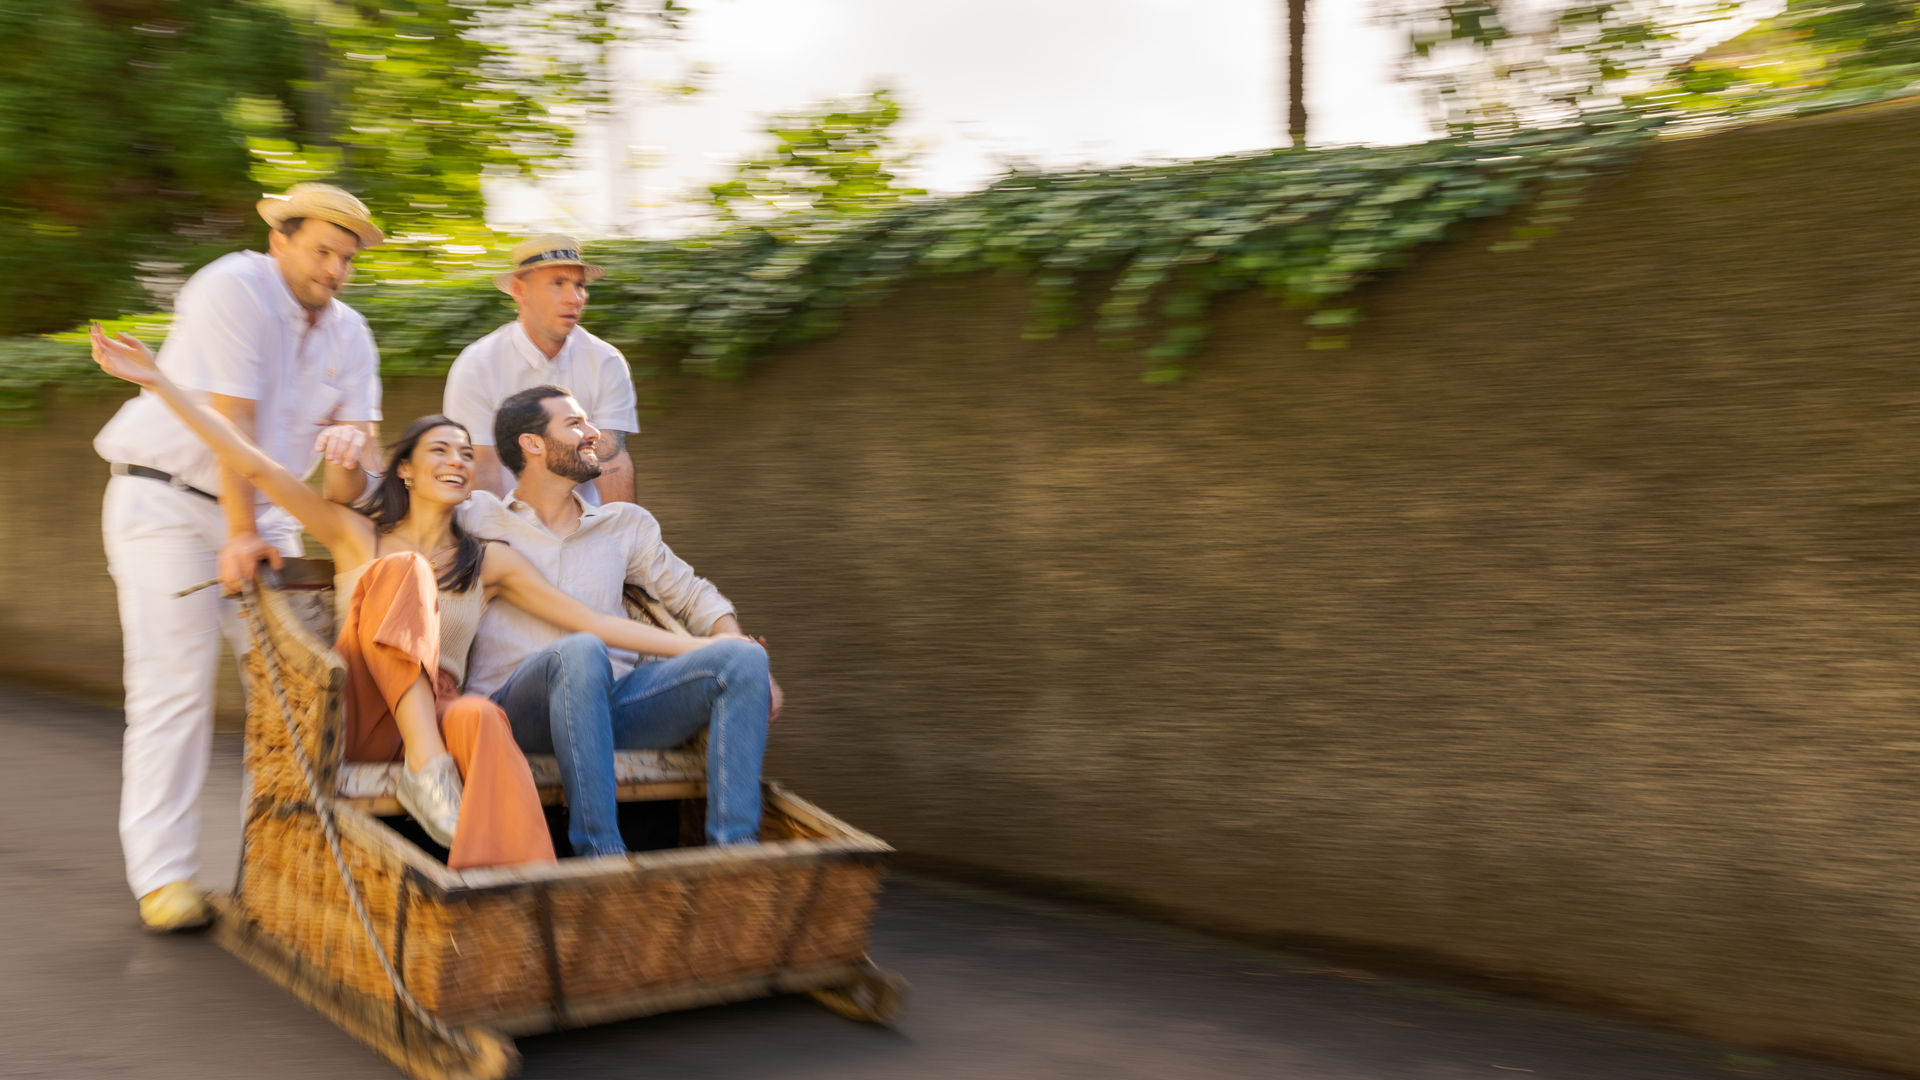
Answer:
[{"left": 490, "top": 633, "right": 771, "bottom": 856}]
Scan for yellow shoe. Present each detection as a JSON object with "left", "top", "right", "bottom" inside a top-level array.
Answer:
[{"left": 138, "top": 881, "right": 212, "bottom": 933}]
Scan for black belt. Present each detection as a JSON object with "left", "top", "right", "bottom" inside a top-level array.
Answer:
[{"left": 110, "top": 462, "right": 219, "bottom": 502}]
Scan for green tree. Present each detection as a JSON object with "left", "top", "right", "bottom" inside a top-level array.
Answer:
[
  {"left": 0, "top": 0, "right": 690, "bottom": 332},
  {"left": 1660, "top": 1, "right": 1920, "bottom": 119},
  {"left": 1798, "top": 0, "right": 1920, "bottom": 68},
  {"left": 0, "top": 0, "right": 302, "bottom": 334},
  {"left": 1389, "top": 1, "right": 1690, "bottom": 136},
  {"left": 250, "top": 1, "right": 694, "bottom": 270},
  {"left": 707, "top": 87, "right": 925, "bottom": 227},
  {"left": 1389, "top": 1, "right": 1920, "bottom": 138}
]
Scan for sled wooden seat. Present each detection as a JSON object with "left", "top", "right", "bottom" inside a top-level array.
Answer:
[{"left": 336, "top": 748, "right": 706, "bottom": 813}]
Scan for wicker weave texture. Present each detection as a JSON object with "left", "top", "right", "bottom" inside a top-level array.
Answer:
[
  {"left": 238, "top": 806, "right": 549, "bottom": 1016},
  {"left": 235, "top": 578, "right": 890, "bottom": 1034},
  {"left": 422, "top": 800, "right": 881, "bottom": 1024},
  {"left": 407, "top": 884, "right": 548, "bottom": 1019},
  {"left": 238, "top": 808, "right": 408, "bottom": 1004},
  {"left": 236, "top": 785, "right": 885, "bottom": 1026},
  {"left": 785, "top": 864, "right": 885, "bottom": 969},
  {"left": 539, "top": 861, "right": 871, "bottom": 1007},
  {"left": 240, "top": 586, "right": 344, "bottom": 806}
]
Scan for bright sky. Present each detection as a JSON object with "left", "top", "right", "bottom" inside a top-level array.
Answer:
[{"left": 489, "top": 0, "right": 1434, "bottom": 238}]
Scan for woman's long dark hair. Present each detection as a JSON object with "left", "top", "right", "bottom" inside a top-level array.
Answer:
[{"left": 354, "top": 415, "right": 485, "bottom": 593}]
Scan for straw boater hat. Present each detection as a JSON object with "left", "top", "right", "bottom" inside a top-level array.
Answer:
[
  {"left": 494, "top": 234, "right": 605, "bottom": 293},
  {"left": 255, "top": 183, "right": 384, "bottom": 248}
]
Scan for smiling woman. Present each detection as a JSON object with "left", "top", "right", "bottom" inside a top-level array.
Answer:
[
  {"left": 354, "top": 415, "right": 489, "bottom": 594},
  {"left": 87, "top": 326, "right": 755, "bottom": 868}
]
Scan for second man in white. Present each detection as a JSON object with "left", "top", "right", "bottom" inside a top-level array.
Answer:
[{"left": 442, "top": 235, "right": 639, "bottom": 506}]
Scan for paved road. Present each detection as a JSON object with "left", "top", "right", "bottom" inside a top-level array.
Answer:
[{"left": 0, "top": 685, "right": 1898, "bottom": 1080}]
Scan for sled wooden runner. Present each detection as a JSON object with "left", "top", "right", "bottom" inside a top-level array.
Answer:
[{"left": 215, "top": 561, "right": 905, "bottom": 1080}]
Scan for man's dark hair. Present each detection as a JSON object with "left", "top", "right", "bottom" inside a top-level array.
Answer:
[
  {"left": 494, "top": 384, "right": 573, "bottom": 474},
  {"left": 274, "top": 216, "right": 360, "bottom": 247}
]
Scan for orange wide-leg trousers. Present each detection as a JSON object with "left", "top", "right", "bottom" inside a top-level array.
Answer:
[{"left": 334, "top": 552, "right": 555, "bottom": 870}]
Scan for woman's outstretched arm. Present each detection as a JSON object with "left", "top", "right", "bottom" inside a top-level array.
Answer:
[{"left": 90, "top": 324, "right": 370, "bottom": 561}]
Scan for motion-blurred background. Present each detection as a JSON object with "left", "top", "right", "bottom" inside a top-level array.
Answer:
[{"left": 6, "top": 1, "right": 1920, "bottom": 1073}]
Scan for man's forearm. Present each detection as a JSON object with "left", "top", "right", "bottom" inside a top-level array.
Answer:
[
  {"left": 219, "top": 464, "right": 260, "bottom": 539},
  {"left": 211, "top": 395, "right": 261, "bottom": 538}
]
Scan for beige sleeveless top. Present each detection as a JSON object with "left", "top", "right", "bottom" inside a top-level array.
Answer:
[{"left": 334, "top": 559, "right": 487, "bottom": 689}]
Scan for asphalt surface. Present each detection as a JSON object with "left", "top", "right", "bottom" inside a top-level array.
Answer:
[{"left": 0, "top": 684, "right": 1901, "bottom": 1080}]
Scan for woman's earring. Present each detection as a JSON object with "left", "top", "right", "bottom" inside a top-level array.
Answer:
[{"left": 403, "top": 477, "right": 412, "bottom": 489}]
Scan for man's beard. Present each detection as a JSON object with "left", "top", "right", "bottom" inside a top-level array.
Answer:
[{"left": 549, "top": 437, "right": 603, "bottom": 484}]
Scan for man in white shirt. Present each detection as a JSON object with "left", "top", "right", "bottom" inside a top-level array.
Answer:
[
  {"left": 442, "top": 235, "right": 639, "bottom": 506},
  {"left": 93, "top": 183, "right": 385, "bottom": 931},
  {"left": 461, "top": 386, "right": 781, "bottom": 857}
]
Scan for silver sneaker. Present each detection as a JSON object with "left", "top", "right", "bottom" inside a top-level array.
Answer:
[{"left": 396, "top": 753, "right": 463, "bottom": 849}]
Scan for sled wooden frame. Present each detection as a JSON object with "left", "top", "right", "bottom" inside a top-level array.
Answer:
[{"left": 217, "top": 563, "right": 905, "bottom": 1080}]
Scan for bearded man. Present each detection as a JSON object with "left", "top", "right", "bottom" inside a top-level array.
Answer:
[{"left": 459, "top": 386, "right": 782, "bottom": 857}]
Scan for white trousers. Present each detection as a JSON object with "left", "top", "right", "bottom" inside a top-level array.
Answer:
[{"left": 102, "top": 474, "right": 302, "bottom": 898}]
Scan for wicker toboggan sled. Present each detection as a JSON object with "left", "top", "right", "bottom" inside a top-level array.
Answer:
[{"left": 212, "top": 563, "right": 904, "bottom": 1080}]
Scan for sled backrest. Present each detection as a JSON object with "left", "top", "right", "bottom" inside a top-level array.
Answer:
[{"left": 240, "top": 560, "right": 349, "bottom": 808}]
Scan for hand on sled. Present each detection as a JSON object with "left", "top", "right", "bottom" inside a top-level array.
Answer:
[{"left": 218, "top": 532, "right": 284, "bottom": 592}]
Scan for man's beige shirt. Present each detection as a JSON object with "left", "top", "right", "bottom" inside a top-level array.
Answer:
[{"left": 458, "top": 489, "right": 735, "bottom": 697}]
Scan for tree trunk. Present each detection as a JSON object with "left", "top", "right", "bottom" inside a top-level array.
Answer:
[{"left": 1288, "top": 0, "right": 1308, "bottom": 148}]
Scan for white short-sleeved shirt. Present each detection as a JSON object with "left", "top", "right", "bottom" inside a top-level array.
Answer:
[
  {"left": 442, "top": 322, "right": 639, "bottom": 504},
  {"left": 94, "top": 250, "right": 383, "bottom": 499}
]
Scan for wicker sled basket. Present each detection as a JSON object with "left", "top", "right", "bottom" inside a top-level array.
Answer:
[{"left": 214, "top": 565, "right": 904, "bottom": 1080}]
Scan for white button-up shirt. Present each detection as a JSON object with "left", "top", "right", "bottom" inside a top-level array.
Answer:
[
  {"left": 94, "top": 251, "right": 383, "bottom": 498},
  {"left": 458, "top": 490, "right": 735, "bottom": 697},
  {"left": 443, "top": 321, "right": 639, "bottom": 505}
]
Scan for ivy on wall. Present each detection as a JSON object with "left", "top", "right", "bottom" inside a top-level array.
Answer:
[{"left": 0, "top": 108, "right": 1667, "bottom": 412}]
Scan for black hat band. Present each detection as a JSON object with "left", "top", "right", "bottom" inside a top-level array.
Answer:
[{"left": 518, "top": 249, "right": 582, "bottom": 268}]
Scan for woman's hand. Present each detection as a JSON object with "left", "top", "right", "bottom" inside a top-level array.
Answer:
[{"left": 90, "top": 323, "right": 163, "bottom": 387}]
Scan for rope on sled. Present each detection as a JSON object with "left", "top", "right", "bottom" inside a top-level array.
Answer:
[{"left": 239, "top": 580, "right": 483, "bottom": 1060}]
